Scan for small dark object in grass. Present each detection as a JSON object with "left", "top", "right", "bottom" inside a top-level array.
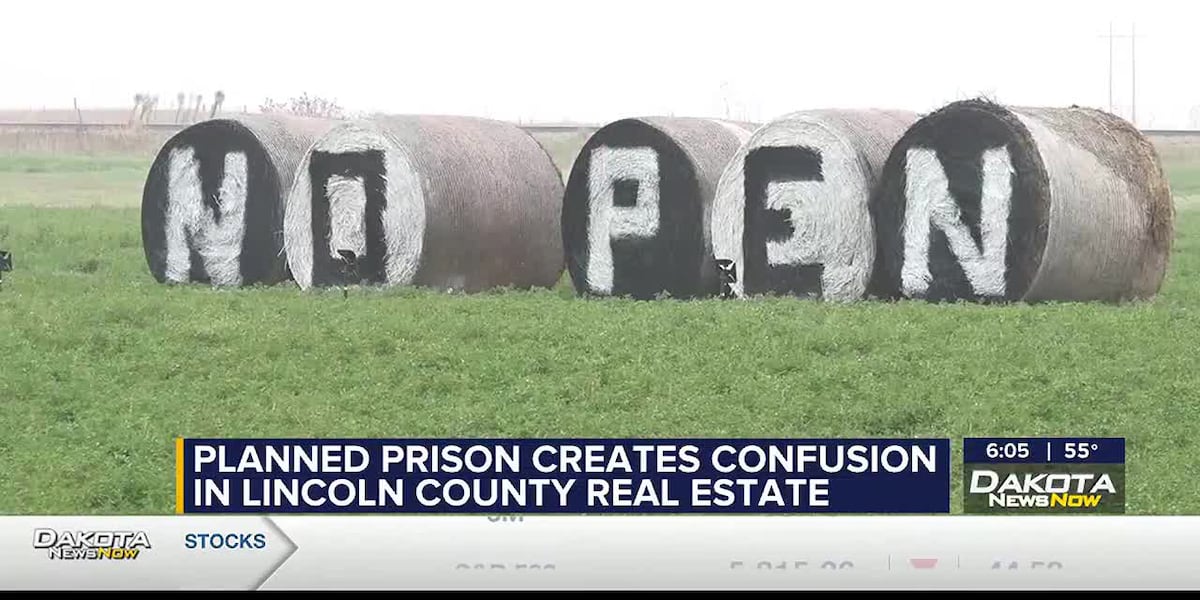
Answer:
[
  {"left": 0, "top": 250, "right": 11, "bottom": 290},
  {"left": 338, "top": 249, "right": 358, "bottom": 298},
  {"left": 715, "top": 258, "right": 741, "bottom": 299}
]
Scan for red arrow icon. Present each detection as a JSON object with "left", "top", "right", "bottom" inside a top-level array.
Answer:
[{"left": 909, "top": 558, "right": 939, "bottom": 569}]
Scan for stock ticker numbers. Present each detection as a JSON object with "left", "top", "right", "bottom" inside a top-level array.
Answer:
[
  {"left": 454, "top": 563, "right": 556, "bottom": 572},
  {"left": 726, "top": 555, "right": 1070, "bottom": 576},
  {"left": 963, "top": 438, "right": 1126, "bottom": 515},
  {"left": 991, "top": 560, "right": 1065, "bottom": 571},
  {"left": 729, "top": 560, "right": 856, "bottom": 572}
]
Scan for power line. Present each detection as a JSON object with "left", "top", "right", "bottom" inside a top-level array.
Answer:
[
  {"left": 1098, "top": 22, "right": 1143, "bottom": 126},
  {"left": 1131, "top": 22, "right": 1137, "bottom": 126},
  {"left": 1107, "top": 22, "right": 1115, "bottom": 112}
]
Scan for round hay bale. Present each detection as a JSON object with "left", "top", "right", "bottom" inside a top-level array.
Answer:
[
  {"left": 869, "top": 100, "right": 1173, "bottom": 302},
  {"left": 711, "top": 109, "right": 916, "bottom": 301},
  {"left": 141, "top": 115, "right": 333, "bottom": 286},
  {"left": 284, "top": 116, "right": 564, "bottom": 292},
  {"left": 562, "top": 117, "right": 754, "bottom": 299}
]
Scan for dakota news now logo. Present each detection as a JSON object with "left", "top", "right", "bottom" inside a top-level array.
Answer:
[
  {"left": 963, "top": 438, "right": 1126, "bottom": 515},
  {"left": 969, "top": 470, "right": 1117, "bottom": 509},
  {"left": 963, "top": 464, "right": 1125, "bottom": 514},
  {"left": 32, "top": 528, "right": 152, "bottom": 560}
]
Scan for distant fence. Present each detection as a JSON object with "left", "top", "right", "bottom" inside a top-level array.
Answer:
[
  {"left": 1, "top": 120, "right": 1186, "bottom": 138},
  {"left": 0, "top": 121, "right": 599, "bottom": 134},
  {"left": 0, "top": 120, "right": 1189, "bottom": 163},
  {"left": 0, "top": 123, "right": 175, "bottom": 156},
  {"left": 0, "top": 122, "right": 186, "bottom": 132},
  {"left": 0, "top": 120, "right": 598, "bottom": 159}
]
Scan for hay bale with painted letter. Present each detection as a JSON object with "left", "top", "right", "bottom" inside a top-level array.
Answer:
[
  {"left": 562, "top": 117, "right": 754, "bottom": 299},
  {"left": 141, "top": 115, "right": 333, "bottom": 286},
  {"left": 284, "top": 116, "right": 564, "bottom": 292},
  {"left": 711, "top": 109, "right": 916, "bottom": 301},
  {"left": 869, "top": 100, "right": 1173, "bottom": 302}
]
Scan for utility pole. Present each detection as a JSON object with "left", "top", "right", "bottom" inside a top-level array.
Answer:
[
  {"left": 720, "top": 81, "right": 731, "bottom": 120},
  {"left": 1131, "top": 22, "right": 1137, "bottom": 126},
  {"left": 1099, "top": 24, "right": 1129, "bottom": 115},
  {"left": 1108, "top": 22, "right": 1114, "bottom": 112},
  {"left": 1099, "top": 24, "right": 1140, "bottom": 122}
]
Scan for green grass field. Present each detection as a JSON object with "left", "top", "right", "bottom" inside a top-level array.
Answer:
[
  {"left": 1, "top": 152, "right": 1200, "bottom": 514},
  {"left": 1169, "top": 166, "right": 1200, "bottom": 199},
  {"left": 0, "top": 155, "right": 148, "bottom": 208}
]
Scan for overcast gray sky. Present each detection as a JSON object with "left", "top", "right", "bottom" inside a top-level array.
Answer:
[{"left": 2, "top": 0, "right": 1198, "bottom": 127}]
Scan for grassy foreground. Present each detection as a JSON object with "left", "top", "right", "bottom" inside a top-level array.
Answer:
[{"left": 1, "top": 155, "right": 1200, "bottom": 514}]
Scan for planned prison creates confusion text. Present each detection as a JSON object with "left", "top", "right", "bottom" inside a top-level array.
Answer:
[{"left": 190, "top": 443, "right": 941, "bottom": 475}]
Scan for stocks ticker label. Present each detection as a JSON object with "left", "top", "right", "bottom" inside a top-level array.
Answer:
[
  {"left": 176, "top": 438, "right": 952, "bottom": 514},
  {"left": 962, "top": 438, "right": 1126, "bottom": 515}
]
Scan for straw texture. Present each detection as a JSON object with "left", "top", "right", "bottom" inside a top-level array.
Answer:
[
  {"left": 562, "top": 117, "right": 754, "bottom": 299},
  {"left": 284, "top": 115, "right": 564, "bottom": 292},
  {"left": 711, "top": 109, "right": 915, "bottom": 301},
  {"left": 870, "top": 100, "right": 1173, "bottom": 302},
  {"left": 141, "top": 114, "right": 333, "bottom": 286}
]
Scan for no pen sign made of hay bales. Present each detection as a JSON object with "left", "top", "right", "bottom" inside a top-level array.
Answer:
[
  {"left": 141, "top": 115, "right": 334, "bottom": 286},
  {"left": 284, "top": 116, "right": 564, "bottom": 292},
  {"left": 562, "top": 117, "right": 753, "bottom": 299},
  {"left": 870, "top": 100, "right": 1174, "bottom": 303},
  {"left": 711, "top": 110, "right": 916, "bottom": 301}
]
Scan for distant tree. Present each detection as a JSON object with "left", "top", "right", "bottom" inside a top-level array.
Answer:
[
  {"left": 210, "top": 90, "right": 226, "bottom": 118},
  {"left": 143, "top": 95, "right": 159, "bottom": 123},
  {"left": 128, "top": 92, "right": 158, "bottom": 126},
  {"left": 260, "top": 93, "right": 344, "bottom": 119},
  {"left": 129, "top": 93, "right": 145, "bottom": 125}
]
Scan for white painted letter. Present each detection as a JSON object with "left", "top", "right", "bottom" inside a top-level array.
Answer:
[
  {"left": 763, "top": 142, "right": 872, "bottom": 301},
  {"left": 165, "top": 147, "right": 248, "bottom": 286},
  {"left": 902, "top": 147, "right": 1012, "bottom": 297},
  {"left": 586, "top": 146, "right": 660, "bottom": 294}
]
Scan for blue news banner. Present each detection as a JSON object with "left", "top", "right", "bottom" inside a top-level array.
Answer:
[{"left": 176, "top": 439, "right": 951, "bottom": 514}]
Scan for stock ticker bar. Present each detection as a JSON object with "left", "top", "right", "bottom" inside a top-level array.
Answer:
[
  {"left": 4, "top": 516, "right": 1200, "bottom": 590},
  {"left": 963, "top": 438, "right": 1127, "bottom": 515},
  {"left": 175, "top": 438, "right": 952, "bottom": 514}
]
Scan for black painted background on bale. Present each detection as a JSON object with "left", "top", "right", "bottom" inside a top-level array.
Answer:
[
  {"left": 743, "top": 146, "right": 825, "bottom": 297},
  {"left": 562, "top": 120, "right": 706, "bottom": 300},
  {"left": 141, "top": 120, "right": 283, "bottom": 285},
  {"left": 306, "top": 150, "right": 389, "bottom": 287},
  {"left": 612, "top": 179, "right": 640, "bottom": 208},
  {"left": 869, "top": 103, "right": 1050, "bottom": 301}
]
